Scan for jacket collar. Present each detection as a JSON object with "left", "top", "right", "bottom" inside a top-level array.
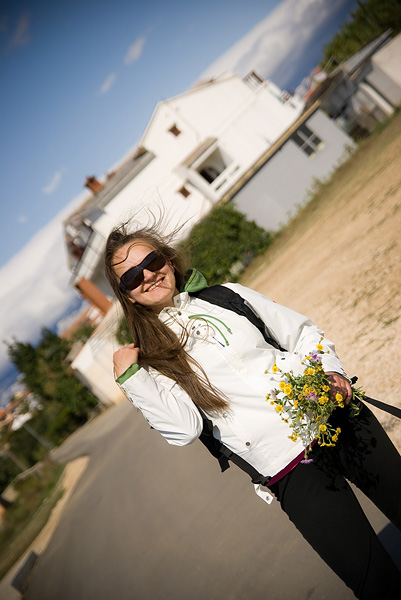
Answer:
[
  {"left": 160, "top": 269, "right": 208, "bottom": 315},
  {"left": 181, "top": 268, "right": 208, "bottom": 293}
]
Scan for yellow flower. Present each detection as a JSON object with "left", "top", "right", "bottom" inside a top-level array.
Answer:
[
  {"left": 293, "top": 400, "right": 298, "bottom": 408},
  {"left": 332, "top": 434, "right": 338, "bottom": 442},
  {"left": 316, "top": 344, "right": 324, "bottom": 351},
  {"left": 305, "top": 355, "right": 311, "bottom": 360},
  {"left": 284, "top": 384, "right": 292, "bottom": 395},
  {"left": 319, "top": 424, "right": 327, "bottom": 432},
  {"left": 336, "top": 427, "right": 341, "bottom": 434},
  {"left": 319, "top": 395, "right": 329, "bottom": 404},
  {"left": 279, "top": 381, "right": 286, "bottom": 390},
  {"left": 276, "top": 404, "right": 283, "bottom": 413},
  {"left": 323, "top": 385, "right": 330, "bottom": 392},
  {"left": 306, "top": 368, "right": 315, "bottom": 375},
  {"left": 272, "top": 362, "right": 278, "bottom": 374},
  {"left": 288, "top": 391, "right": 294, "bottom": 399},
  {"left": 270, "top": 401, "right": 275, "bottom": 405}
]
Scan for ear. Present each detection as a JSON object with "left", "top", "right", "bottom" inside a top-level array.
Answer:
[{"left": 168, "top": 260, "right": 175, "bottom": 272}]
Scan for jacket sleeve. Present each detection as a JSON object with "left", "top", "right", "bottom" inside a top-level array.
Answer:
[
  {"left": 225, "top": 283, "right": 348, "bottom": 378},
  {"left": 118, "top": 366, "right": 203, "bottom": 446}
]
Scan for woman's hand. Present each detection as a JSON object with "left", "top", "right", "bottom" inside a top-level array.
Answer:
[
  {"left": 113, "top": 344, "right": 140, "bottom": 378},
  {"left": 326, "top": 372, "right": 352, "bottom": 405}
]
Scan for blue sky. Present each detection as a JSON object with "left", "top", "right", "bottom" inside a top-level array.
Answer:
[{"left": 0, "top": 0, "right": 358, "bottom": 401}]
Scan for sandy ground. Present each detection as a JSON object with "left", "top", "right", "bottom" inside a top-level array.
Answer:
[{"left": 244, "top": 112, "right": 401, "bottom": 450}]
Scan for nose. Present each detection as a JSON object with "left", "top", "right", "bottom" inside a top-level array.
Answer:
[{"left": 142, "top": 268, "right": 157, "bottom": 281}]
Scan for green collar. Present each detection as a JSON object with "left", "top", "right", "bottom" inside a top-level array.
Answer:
[{"left": 182, "top": 269, "right": 208, "bottom": 293}]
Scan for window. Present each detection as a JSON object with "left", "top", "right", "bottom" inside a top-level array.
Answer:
[
  {"left": 291, "top": 124, "right": 323, "bottom": 157},
  {"left": 169, "top": 124, "right": 181, "bottom": 137},
  {"left": 178, "top": 186, "right": 190, "bottom": 198},
  {"left": 197, "top": 147, "right": 231, "bottom": 183}
]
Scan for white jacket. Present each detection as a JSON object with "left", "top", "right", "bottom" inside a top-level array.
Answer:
[{"left": 119, "top": 283, "right": 348, "bottom": 479}]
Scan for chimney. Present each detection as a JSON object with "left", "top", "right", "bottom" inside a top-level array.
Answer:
[{"left": 84, "top": 176, "right": 103, "bottom": 194}]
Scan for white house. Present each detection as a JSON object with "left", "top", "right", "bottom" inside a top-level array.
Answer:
[
  {"left": 300, "top": 31, "right": 401, "bottom": 138},
  {"left": 63, "top": 71, "right": 354, "bottom": 404}
]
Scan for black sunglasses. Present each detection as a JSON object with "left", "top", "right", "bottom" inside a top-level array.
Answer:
[{"left": 119, "top": 251, "right": 166, "bottom": 292}]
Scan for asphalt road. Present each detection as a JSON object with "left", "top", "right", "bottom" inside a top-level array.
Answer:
[{"left": 22, "top": 400, "right": 401, "bottom": 600}]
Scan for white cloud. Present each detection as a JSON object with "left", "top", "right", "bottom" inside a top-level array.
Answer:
[
  {"left": 98, "top": 72, "right": 117, "bottom": 95},
  {"left": 42, "top": 168, "right": 64, "bottom": 195},
  {"left": 7, "top": 12, "right": 31, "bottom": 49},
  {"left": 124, "top": 36, "right": 146, "bottom": 65},
  {"left": 198, "top": 0, "right": 351, "bottom": 86},
  {"left": 0, "top": 191, "right": 88, "bottom": 377}
]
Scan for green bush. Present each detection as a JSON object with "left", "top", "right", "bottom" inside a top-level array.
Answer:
[{"left": 183, "top": 203, "right": 271, "bottom": 285}]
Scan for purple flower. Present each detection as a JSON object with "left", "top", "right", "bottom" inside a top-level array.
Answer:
[
  {"left": 310, "top": 350, "right": 322, "bottom": 363},
  {"left": 300, "top": 458, "right": 314, "bottom": 464}
]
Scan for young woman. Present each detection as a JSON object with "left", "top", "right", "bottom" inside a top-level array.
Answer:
[{"left": 105, "top": 220, "right": 401, "bottom": 599}]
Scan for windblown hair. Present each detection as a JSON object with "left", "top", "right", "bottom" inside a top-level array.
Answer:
[{"left": 104, "top": 218, "right": 228, "bottom": 413}]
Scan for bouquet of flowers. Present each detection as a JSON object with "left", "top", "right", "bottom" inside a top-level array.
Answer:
[{"left": 265, "top": 340, "right": 364, "bottom": 458}]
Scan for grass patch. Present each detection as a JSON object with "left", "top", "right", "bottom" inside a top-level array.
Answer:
[{"left": 0, "top": 459, "right": 65, "bottom": 580}]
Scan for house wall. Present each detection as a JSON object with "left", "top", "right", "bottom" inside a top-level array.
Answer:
[
  {"left": 71, "top": 303, "right": 125, "bottom": 405},
  {"left": 232, "top": 109, "right": 355, "bottom": 231},
  {"left": 143, "top": 76, "right": 304, "bottom": 179},
  {"left": 367, "top": 33, "right": 401, "bottom": 106}
]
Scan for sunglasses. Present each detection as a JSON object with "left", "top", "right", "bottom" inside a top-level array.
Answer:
[{"left": 119, "top": 251, "right": 166, "bottom": 292}]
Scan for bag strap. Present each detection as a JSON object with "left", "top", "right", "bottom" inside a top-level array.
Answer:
[
  {"left": 350, "top": 377, "right": 401, "bottom": 419},
  {"left": 198, "top": 408, "right": 271, "bottom": 485},
  {"left": 190, "top": 285, "right": 286, "bottom": 352},
  {"left": 363, "top": 396, "right": 401, "bottom": 419}
]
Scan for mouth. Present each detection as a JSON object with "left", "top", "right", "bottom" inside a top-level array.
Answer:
[{"left": 146, "top": 277, "right": 164, "bottom": 292}]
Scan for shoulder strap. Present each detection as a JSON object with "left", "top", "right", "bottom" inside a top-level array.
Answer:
[
  {"left": 198, "top": 408, "right": 271, "bottom": 486},
  {"left": 350, "top": 377, "right": 401, "bottom": 419},
  {"left": 190, "top": 285, "right": 286, "bottom": 352}
]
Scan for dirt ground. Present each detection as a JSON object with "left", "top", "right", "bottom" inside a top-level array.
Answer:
[{"left": 243, "top": 111, "right": 401, "bottom": 450}]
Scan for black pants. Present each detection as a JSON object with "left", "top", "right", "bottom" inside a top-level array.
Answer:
[{"left": 268, "top": 401, "right": 401, "bottom": 599}]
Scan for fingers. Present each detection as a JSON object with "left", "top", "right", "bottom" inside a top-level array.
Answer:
[
  {"left": 326, "top": 372, "right": 352, "bottom": 404},
  {"left": 113, "top": 345, "right": 140, "bottom": 378}
]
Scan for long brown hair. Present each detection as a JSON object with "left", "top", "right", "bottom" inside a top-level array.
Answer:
[{"left": 104, "top": 218, "right": 228, "bottom": 413}]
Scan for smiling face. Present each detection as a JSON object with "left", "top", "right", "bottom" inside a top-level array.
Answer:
[{"left": 112, "top": 241, "right": 179, "bottom": 312}]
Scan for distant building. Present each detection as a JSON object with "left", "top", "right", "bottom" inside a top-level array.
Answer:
[
  {"left": 63, "top": 71, "right": 355, "bottom": 404},
  {"left": 299, "top": 31, "right": 401, "bottom": 138}
]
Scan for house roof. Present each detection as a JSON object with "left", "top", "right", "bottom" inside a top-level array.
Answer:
[
  {"left": 336, "top": 29, "right": 393, "bottom": 77},
  {"left": 181, "top": 137, "right": 217, "bottom": 167},
  {"left": 64, "top": 147, "right": 155, "bottom": 226}
]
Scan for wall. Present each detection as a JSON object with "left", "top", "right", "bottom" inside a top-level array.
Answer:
[
  {"left": 367, "top": 33, "right": 401, "bottom": 106},
  {"left": 232, "top": 109, "right": 355, "bottom": 231}
]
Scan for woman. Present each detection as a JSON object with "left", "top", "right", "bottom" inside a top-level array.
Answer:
[{"left": 105, "top": 220, "right": 401, "bottom": 599}]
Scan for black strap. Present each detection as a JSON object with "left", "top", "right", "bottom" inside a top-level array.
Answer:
[
  {"left": 350, "top": 377, "right": 401, "bottom": 419},
  {"left": 191, "top": 285, "right": 286, "bottom": 352},
  {"left": 198, "top": 409, "right": 271, "bottom": 485},
  {"left": 362, "top": 396, "right": 401, "bottom": 419}
]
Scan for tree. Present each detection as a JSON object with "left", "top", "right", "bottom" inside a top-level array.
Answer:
[
  {"left": 5, "top": 327, "right": 98, "bottom": 458},
  {"left": 321, "top": 0, "right": 401, "bottom": 69}
]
